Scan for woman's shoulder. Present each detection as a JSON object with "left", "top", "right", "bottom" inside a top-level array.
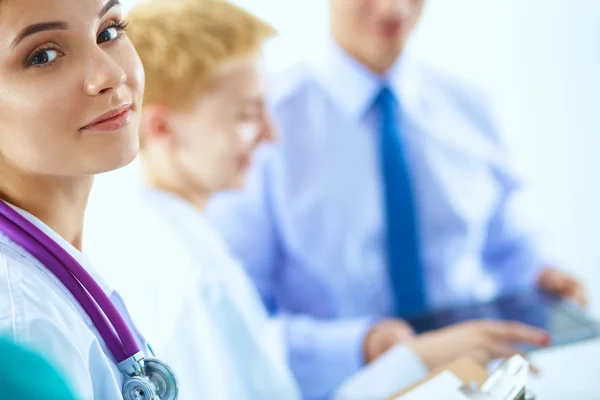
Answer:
[
  {"left": 0, "top": 235, "right": 122, "bottom": 398},
  {"left": 0, "top": 235, "right": 95, "bottom": 345}
]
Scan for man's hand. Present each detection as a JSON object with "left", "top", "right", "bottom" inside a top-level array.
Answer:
[
  {"left": 363, "top": 319, "right": 415, "bottom": 363},
  {"left": 538, "top": 268, "right": 588, "bottom": 307},
  {"left": 407, "top": 320, "right": 551, "bottom": 371}
]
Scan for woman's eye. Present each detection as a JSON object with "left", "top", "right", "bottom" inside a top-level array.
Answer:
[
  {"left": 31, "top": 49, "right": 59, "bottom": 66},
  {"left": 98, "top": 26, "right": 119, "bottom": 44}
]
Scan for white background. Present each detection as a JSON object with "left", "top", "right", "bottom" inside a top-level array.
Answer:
[{"left": 105, "top": 0, "right": 600, "bottom": 313}]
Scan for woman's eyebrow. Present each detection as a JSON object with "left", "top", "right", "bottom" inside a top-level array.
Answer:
[
  {"left": 11, "top": 21, "right": 68, "bottom": 49},
  {"left": 100, "top": 0, "right": 121, "bottom": 18},
  {"left": 10, "top": 0, "right": 121, "bottom": 50}
]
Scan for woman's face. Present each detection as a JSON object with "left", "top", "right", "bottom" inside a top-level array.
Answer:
[{"left": 0, "top": 0, "right": 144, "bottom": 176}]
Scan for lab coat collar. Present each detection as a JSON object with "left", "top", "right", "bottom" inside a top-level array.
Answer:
[
  {"left": 3, "top": 201, "right": 113, "bottom": 296},
  {"left": 140, "top": 188, "right": 227, "bottom": 252},
  {"left": 308, "top": 37, "right": 423, "bottom": 122}
]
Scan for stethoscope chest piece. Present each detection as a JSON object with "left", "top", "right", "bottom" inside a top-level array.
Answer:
[
  {"left": 122, "top": 358, "right": 178, "bottom": 400},
  {"left": 123, "top": 376, "right": 157, "bottom": 400},
  {"left": 144, "top": 358, "right": 179, "bottom": 400}
]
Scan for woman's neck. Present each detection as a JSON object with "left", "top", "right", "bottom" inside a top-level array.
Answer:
[{"left": 0, "top": 168, "right": 93, "bottom": 251}]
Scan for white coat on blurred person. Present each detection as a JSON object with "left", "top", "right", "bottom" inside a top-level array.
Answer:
[{"left": 86, "top": 187, "right": 297, "bottom": 400}]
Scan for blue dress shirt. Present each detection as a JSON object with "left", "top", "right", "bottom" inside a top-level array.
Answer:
[{"left": 207, "top": 40, "right": 543, "bottom": 399}]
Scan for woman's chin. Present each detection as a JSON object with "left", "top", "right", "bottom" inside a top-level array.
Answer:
[
  {"left": 85, "top": 142, "right": 139, "bottom": 175},
  {"left": 101, "top": 149, "right": 139, "bottom": 174}
]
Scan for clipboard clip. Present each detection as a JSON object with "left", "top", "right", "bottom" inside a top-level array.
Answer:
[{"left": 459, "top": 355, "right": 536, "bottom": 400}]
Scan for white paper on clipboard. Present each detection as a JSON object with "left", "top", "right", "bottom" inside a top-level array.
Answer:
[
  {"left": 393, "top": 371, "right": 470, "bottom": 400},
  {"left": 333, "top": 344, "right": 429, "bottom": 400}
]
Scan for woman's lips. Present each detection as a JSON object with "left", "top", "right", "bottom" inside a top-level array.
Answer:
[{"left": 81, "top": 104, "right": 133, "bottom": 132}]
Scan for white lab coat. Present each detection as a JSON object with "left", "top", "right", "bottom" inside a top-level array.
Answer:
[
  {"left": 84, "top": 189, "right": 301, "bottom": 400},
  {"left": 0, "top": 202, "right": 151, "bottom": 399}
]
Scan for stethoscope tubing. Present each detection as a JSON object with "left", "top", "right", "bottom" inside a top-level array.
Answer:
[{"left": 0, "top": 201, "right": 140, "bottom": 363}]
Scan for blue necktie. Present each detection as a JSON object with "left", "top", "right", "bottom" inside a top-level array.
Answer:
[{"left": 376, "top": 87, "right": 427, "bottom": 317}]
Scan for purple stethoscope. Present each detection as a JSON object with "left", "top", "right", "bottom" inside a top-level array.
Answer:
[{"left": 0, "top": 201, "right": 178, "bottom": 400}]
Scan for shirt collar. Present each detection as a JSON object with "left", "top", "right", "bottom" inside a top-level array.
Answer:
[
  {"left": 308, "top": 38, "right": 423, "bottom": 120},
  {"left": 306, "top": 38, "right": 502, "bottom": 163},
  {"left": 3, "top": 201, "right": 113, "bottom": 295}
]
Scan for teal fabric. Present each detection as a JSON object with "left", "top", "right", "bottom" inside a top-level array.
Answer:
[{"left": 0, "top": 338, "right": 76, "bottom": 399}]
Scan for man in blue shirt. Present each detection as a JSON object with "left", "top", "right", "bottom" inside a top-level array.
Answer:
[{"left": 208, "top": 0, "right": 587, "bottom": 398}]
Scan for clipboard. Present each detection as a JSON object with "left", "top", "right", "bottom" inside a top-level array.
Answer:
[
  {"left": 388, "top": 357, "right": 488, "bottom": 399},
  {"left": 390, "top": 355, "right": 533, "bottom": 400}
]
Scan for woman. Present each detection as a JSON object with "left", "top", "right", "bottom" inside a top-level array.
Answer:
[{"left": 0, "top": 0, "right": 176, "bottom": 398}]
